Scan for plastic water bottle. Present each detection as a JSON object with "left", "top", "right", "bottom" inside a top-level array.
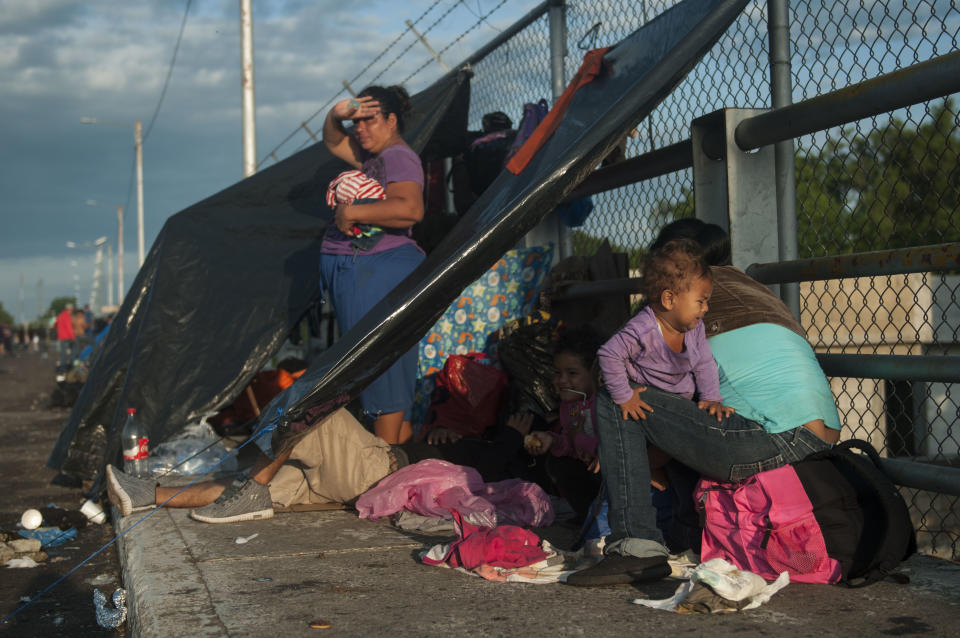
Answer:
[{"left": 121, "top": 408, "right": 149, "bottom": 477}]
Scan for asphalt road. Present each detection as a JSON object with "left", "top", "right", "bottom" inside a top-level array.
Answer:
[{"left": 0, "top": 348, "right": 125, "bottom": 636}]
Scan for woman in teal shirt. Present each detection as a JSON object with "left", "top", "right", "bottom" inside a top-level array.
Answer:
[{"left": 568, "top": 219, "right": 840, "bottom": 587}]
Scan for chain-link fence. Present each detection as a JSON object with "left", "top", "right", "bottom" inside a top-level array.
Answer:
[{"left": 464, "top": 0, "right": 959, "bottom": 559}]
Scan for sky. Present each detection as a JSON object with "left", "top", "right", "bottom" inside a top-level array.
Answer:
[{"left": 0, "top": 0, "right": 538, "bottom": 323}]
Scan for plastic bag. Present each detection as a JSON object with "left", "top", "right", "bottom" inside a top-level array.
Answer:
[
  {"left": 148, "top": 417, "right": 238, "bottom": 476},
  {"left": 633, "top": 559, "right": 790, "bottom": 613},
  {"left": 19, "top": 526, "right": 77, "bottom": 548},
  {"left": 420, "top": 353, "right": 507, "bottom": 440},
  {"left": 93, "top": 588, "right": 127, "bottom": 629},
  {"left": 494, "top": 314, "right": 558, "bottom": 417}
]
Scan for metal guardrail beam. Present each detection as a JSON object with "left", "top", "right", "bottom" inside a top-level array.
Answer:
[
  {"left": 553, "top": 243, "right": 960, "bottom": 300},
  {"left": 817, "top": 354, "right": 960, "bottom": 384},
  {"left": 746, "top": 243, "right": 960, "bottom": 284},
  {"left": 548, "top": 277, "right": 644, "bottom": 301},
  {"left": 561, "top": 140, "right": 693, "bottom": 203},
  {"left": 705, "top": 50, "right": 960, "bottom": 157},
  {"left": 516, "top": 40, "right": 958, "bottom": 212},
  {"left": 879, "top": 457, "right": 960, "bottom": 497}
]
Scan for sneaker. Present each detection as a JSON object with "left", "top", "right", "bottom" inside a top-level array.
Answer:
[
  {"left": 189, "top": 478, "right": 274, "bottom": 524},
  {"left": 565, "top": 553, "right": 671, "bottom": 587},
  {"left": 105, "top": 464, "right": 157, "bottom": 516}
]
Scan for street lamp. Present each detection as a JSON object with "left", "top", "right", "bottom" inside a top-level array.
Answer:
[
  {"left": 65, "top": 236, "right": 108, "bottom": 311},
  {"left": 80, "top": 117, "right": 145, "bottom": 268},
  {"left": 86, "top": 199, "right": 124, "bottom": 306}
]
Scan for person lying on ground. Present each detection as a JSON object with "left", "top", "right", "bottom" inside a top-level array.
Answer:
[
  {"left": 105, "top": 406, "right": 540, "bottom": 524},
  {"left": 106, "top": 408, "right": 399, "bottom": 524},
  {"left": 566, "top": 219, "right": 841, "bottom": 587}
]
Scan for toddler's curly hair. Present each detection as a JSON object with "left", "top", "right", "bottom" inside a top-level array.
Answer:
[{"left": 640, "top": 238, "right": 711, "bottom": 303}]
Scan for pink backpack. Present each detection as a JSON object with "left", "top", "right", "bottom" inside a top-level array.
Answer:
[
  {"left": 695, "top": 464, "right": 843, "bottom": 584},
  {"left": 696, "top": 441, "right": 916, "bottom": 586}
]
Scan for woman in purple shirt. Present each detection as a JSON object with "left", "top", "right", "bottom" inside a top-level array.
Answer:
[{"left": 322, "top": 85, "right": 425, "bottom": 445}]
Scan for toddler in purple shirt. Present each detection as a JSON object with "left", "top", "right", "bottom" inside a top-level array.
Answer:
[{"left": 598, "top": 238, "right": 735, "bottom": 425}]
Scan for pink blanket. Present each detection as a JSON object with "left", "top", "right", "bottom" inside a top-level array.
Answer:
[{"left": 355, "top": 459, "right": 554, "bottom": 528}]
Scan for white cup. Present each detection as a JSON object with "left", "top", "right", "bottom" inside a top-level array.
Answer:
[{"left": 80, "top": 499, "right": 107, "bottom": 524}]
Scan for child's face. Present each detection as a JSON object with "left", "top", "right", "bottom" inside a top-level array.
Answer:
[
  {"left": 662, "top": 275, "right": 713, "bottom": 332},
  {"left": 553, "top": 351, "right": 595, "bottom": 402}
]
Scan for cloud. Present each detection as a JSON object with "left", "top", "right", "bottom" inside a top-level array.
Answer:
[
  {"left": 0, "top": 0, "right": 81, "bottom": 35},
  {"left": 0, "top": 0, "right": 550, "bottom": 314}
]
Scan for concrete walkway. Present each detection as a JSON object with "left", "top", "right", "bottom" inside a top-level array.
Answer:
[{"left": 115, "top": 504, "right": 960, "bottom": 637}]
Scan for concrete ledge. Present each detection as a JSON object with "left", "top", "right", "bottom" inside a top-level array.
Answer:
[
  {"left": 114, "top": 504, "right": 960, "bottom": 637},
  {"left": 115, "top": 506, "right": 228, "bottom": 637}
]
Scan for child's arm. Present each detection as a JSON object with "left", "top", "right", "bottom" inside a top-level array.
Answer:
[
  {"left": 524, "top": 430, "right": 555, "bottom": 455},
  {"left": 598, "top": 317, "right": 655, "bottom": 420},
  {"left": 691, "top": 323, "right": 735, "bottom": 421},
  {"left": 425, "top": 427, "right": 463, "bottom": 445},
  {"left": 619, "top": 387, "right": 654, "bottom": 421}
]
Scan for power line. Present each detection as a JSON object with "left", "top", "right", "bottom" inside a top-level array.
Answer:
[
  {"left": 257, "top": 0, "right": 483, "bottom": 169},
  {"left": 142, "top": 0, "right": 193, "bottom": 143}
]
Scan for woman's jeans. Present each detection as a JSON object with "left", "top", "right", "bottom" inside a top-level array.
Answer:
[
  {"left": 595, "top": 387, "right": 832, "bottom": 559},
  {"left": 320, "top": 245, "right": 425, "bottom": 420}
]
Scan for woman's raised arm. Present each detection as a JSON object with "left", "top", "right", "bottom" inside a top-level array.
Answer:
[{"left": 323, "top": 97, "right": 380, "bottom": 168}]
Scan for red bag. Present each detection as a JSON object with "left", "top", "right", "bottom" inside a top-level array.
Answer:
[{"left": 420, "top": 353, "right": 507, "bottom": 440}]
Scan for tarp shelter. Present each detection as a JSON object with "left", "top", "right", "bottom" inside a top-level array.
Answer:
[
  {"left": 260, "top": 0, "right": 751, "bottom": 447},
  {"left": 48, "top": 71, "right": 471, "bottom": 484}
]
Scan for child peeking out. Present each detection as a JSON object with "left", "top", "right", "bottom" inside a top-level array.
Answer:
[
  {"left": 524, "top": 325, "right": 605, "bottom": 521},
  {"left": 597, "top": 239, "right": 735, "bottom": 488}
]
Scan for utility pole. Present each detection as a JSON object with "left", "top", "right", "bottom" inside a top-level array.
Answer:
[
  {"left": 106, "top": 244, "right": 114, "bottom": 307},
  {"left": 18, "top": 272, "right": 25, "bottom": 325},
  {"left": 91, "top": 240, "right": 106, "bottom": 310},
  {"left": 117, "top": 205, "right": 125, "bottom": 305},
  {"left": 135, "top": 119, "right": 145, "bottom": 267},
  {"left": 80, "top": 119, "right": 146, "bottom": 269},
  {"left": 240, "top": 0, "right": 257, "bottom": 177}
]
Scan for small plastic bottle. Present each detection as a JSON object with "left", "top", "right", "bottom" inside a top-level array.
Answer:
[{"left": 121, "top": 408, "right": 149, "bottom": 477}]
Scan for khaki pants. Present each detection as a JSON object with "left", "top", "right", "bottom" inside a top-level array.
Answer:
[{"left": 268, "top": 408, "right": 394, "bottom": 511}]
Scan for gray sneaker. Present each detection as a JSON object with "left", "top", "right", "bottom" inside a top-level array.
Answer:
[
  {"left": 105, "top": 464, "right": 157, "bottom": 516},
  {"left": 189, "top": 477, "right": 274, "bottom": 524}
]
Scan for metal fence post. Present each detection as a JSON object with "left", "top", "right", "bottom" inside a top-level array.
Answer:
[
  {"left": 767, "top": 0, "right": 800, "bottom": 318},
  {"left": 525, "top": 0, "right": 569, "bottom": 262},
  {"left": 692, "top": 109, "right": 781, "bottom": 274},
  {"left": 550, "top": 0, "right": 571, "bottom": 261}
]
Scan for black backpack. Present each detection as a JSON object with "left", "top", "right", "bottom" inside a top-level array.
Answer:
[{"left": 798, "top": 439, "right": 917, "bottom": 586}]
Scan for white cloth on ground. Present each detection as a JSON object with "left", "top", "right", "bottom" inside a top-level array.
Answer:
[{"left": 633, "top": 558, "right": 790, "bottom": 613}]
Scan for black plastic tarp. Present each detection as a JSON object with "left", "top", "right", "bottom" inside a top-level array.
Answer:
[
  {"left": 269, "top": 0, "right": 751, "bottom": 447},
  {"left": 48, "top": 71, "right": 471, "bottom": 481}
]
